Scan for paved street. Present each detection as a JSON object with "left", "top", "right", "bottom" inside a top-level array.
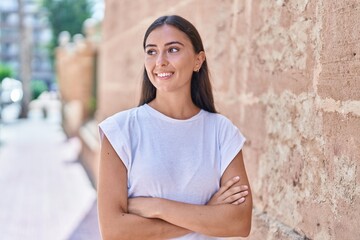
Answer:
[{"left": 0, "top": 107, "right": 101, "bottom": 239}]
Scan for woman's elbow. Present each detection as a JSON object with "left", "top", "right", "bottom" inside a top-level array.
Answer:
[
  {"left": 238, "top": 198, "right": 253, "bottom": 237},
  {"left": 231, "top": 209, "right": 252, "bottom": 237},
  {"left": 100, "top": 224, "right": 128, "bottom": 240},
  {"left": 240, "top": 219, "right": 252, "bottom": 237},
  {"left": 230, "top": 218, "right": 252, "bottom": 237},
  {"left": 100, "top": 226, "right": 117, "bottom": 240}
]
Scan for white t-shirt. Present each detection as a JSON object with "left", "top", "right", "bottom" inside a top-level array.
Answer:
[{"left": 99, "top": 104, "right": 246, "bottom": 240}]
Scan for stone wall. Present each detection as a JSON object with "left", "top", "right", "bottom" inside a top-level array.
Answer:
[
  {"left": 97, "top": 0, "right": 360, "bottom": 239},
  {"left": 56, "top": 37, "right": 96, "bottom": 136},
  {"left": 56, "top": 29, "right": 100, "bottom": 183}
]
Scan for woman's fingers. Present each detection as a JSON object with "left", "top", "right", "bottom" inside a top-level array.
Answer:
[
  {"left": 224, "top": 190, "right": 249, "bottom": 204},
  {"left": 217, "top": 176, "right": 240, "bottom": 195},
  {"left": 207, "top": 176, "right": 249, "bottom": 205},
  {"left": 219, "top": 184, "right": 248, "bottom": 201},
  {"left": 232, "top": 197, "right": 246, "bottom": 205}
]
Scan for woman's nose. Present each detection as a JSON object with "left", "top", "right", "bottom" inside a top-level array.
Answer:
[{"left": 156, "top": 52, "right": 168, "bottom": 66}]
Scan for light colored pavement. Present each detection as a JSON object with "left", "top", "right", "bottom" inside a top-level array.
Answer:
[{"left": 0, "top": 108, "right": 101, "bottom": 239}]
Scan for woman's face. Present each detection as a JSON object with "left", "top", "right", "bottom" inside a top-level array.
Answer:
[{"left": 144, "top": 25, "right": 204, "bottom": 94}]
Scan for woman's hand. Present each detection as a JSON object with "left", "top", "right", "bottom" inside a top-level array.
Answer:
[
  {"left": 128, "top": 197, "right": 161, "bottom": 218},
  {"left": 207, "top": 176, "right": 249, "bottom": 205}
]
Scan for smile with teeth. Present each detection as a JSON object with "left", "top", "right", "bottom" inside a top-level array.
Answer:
[{"left": 156, "top": 72, "right": 173, "bottom": 78}]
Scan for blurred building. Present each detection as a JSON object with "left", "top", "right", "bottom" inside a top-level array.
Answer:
[{"left": 0, "top": 0, "right": 53, "bottom": 87}]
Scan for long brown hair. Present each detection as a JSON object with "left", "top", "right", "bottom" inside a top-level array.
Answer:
[{"left": 138, "top": 15, "right": 217, "bottom": 113}]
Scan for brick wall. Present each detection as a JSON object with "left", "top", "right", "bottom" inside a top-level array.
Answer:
[{"left": 97, "top": 0, "right": 360, "bottom": 239}]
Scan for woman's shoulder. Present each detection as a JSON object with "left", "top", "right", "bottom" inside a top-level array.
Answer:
[
  {"left": 99, "top": 105, "right": 144, "bottom": 128},
  {"left": 112, "top": 106, "right": 140, "bottom": 119},
  {"left": 202, "top": 110, "right": 233, "bottom": 125}
]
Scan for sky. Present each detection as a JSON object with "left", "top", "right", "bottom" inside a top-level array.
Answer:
[{"left": 90, "top": 0, "right": 104, "bottom": 20}]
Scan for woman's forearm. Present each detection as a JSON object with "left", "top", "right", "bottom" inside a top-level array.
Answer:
[
  {"left": 100, "top": 212, "right": 190, "bottom": 240},
  {"left": 157, "top": 199, "right": 252, "bottom": 237},
  {"left": 129, "top": 197, "right": 252, "bottom": 237}
]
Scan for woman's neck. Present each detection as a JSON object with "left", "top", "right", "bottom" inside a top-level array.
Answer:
[{"left": 148, "top": 93, "right": 200, "bottom": 120}]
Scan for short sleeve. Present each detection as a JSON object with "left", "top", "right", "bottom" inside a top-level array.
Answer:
[
  {"left": 98, "top": 115, "right": 130, "bottom": 170},
  {"left": 218, "top": 116, "right": 246, "bottom": 175}
]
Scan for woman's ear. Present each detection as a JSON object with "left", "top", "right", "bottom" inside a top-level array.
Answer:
[{"left": 194, "top": 51, "right": 206, "bottom": 72}]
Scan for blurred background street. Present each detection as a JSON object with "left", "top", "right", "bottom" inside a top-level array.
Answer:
[
  {"left": 0, "top": 100, "right": 100, "bottom": 239},
  {"left": 0, "top": 0, "right": 103, "bottom": 239}
]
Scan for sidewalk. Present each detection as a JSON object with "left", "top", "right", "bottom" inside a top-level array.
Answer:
[{"left": 0, "top": 108, "right": 101, "bottom": 239}]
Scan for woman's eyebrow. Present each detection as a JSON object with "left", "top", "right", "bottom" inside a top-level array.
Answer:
[
  {"left": 145, "top": 41, "right": 184, "bottom": 49},
  {"left": 165, "top": 41, "right": 184, "bottom": 46},
  {"left": 145, "top": 44, "right": 157, "bottom": 49}
]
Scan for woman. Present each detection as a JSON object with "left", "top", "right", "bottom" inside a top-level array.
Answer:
[{"left": 98, "top": 15, "right": 252, "bottom": 239}]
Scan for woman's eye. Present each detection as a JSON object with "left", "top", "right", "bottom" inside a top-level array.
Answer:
[
  {"left": 169, "top": 47, "right": 179, "bottom": 53},
  {"left": 146, "top": 49, "right": 156, "bottom": 55}
]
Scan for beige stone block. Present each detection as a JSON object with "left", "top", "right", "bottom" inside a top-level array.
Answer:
[
  {"left": 248, "top": 209, "right": 308, "bottom": 240},
  {"left": 248, "top": 0, "right": 315, "bottom": 95},
  {"left": 334, "top": 196, "right": 360, "bottom": 240},
  {"left": 318, "top": 1, "right": 360, "bottom": 100},
  {"left": 323, "top": 112, "right": 360, "bottom": 160}
]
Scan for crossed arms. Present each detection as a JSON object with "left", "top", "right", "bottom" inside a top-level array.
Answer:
[{"left": 98, "top": 135, "right": 252, "bottom": 240}]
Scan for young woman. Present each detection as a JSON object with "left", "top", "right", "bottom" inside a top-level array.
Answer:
[{"left": 98, "top": 15, "right": 252, "bottom": 239}]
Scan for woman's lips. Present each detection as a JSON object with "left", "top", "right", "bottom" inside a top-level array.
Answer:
[{"left": 156, "top": 72, "right": 174, "bottom": 79}]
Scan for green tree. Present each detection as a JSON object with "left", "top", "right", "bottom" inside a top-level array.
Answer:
[
  {"left": 41, "top": 0, "right": 91, "bottom": 57},
  {"left": 31, "top": 80, "right": 48, "bottom": 100},
  {"left": 0, "top": 64, "right": 13, "bottom": 83}
]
